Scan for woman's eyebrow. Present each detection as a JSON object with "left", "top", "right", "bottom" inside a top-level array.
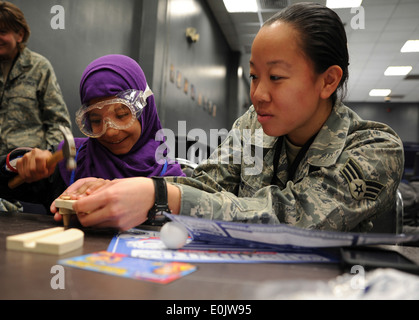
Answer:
[
  {"left": 267, "top": 59, "right": 291, "bottom": 69},
  {"left": 249, "top": 59, "right": 291, "bottom": 69}
]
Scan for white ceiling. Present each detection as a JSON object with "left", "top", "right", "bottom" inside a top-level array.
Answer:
[{"left": 206, "top": 0, "right": 419, "bottom": 103}]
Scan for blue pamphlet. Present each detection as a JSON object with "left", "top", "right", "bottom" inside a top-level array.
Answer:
[
  {"left": 165, "top": 213, "right": 419, "bottom": 249},
  {"left": 107, "top": 228, "right": 337, "bottom": 264}
]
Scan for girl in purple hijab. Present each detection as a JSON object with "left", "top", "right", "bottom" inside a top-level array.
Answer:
[
  {"left": 58, "top": 54, "right": 184, "bottom": 184},
  {"left": 0, "top": 55, "right": 184, "bottom": 212}
]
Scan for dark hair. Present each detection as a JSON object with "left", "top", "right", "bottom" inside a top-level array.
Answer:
[
  {"left": 0, "top": 1, "right": 30, "bottom": 51},
  {"left": 264, "top": 2, "right": 349, "bottom": 105}
]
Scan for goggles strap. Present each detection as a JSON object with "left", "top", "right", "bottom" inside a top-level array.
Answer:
[{"left": 142, "top": 84, "right": 153, "bottom": 105}]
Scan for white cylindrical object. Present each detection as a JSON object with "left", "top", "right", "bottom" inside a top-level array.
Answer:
[{"left": 160, "top": 222, "right": 189, "bottom": 249}]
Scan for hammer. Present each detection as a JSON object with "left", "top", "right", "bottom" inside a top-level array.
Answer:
[{"left": 8, "top": 125, "right": 77, "bottom": 189}]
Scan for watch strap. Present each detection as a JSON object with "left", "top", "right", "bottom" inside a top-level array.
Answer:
[{"left": 147, "top": 177, "right": 171, "bottom": 225}]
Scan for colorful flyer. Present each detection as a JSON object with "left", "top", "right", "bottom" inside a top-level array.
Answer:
[
  {"left": 59, "top": 251, "right": 197, "bottom": 284},
  {"left": 107, "top": 228, "right": 337, "bottom": 264},
  {"left": 165, "top": 213, "right": 419, "bottom": 248}
]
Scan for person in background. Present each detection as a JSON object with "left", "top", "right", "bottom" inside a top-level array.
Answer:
[
  {"left": 0, "top": 54, "right": 184, "bottom": 213},
  {"left": 0, "top": 1, "right": 71, "bottom": 211},
  {"left": 52, "top": 3, "right": 403, "bottom": 233},
  {"left": 0, "top": 1, "right": 71, "bottom": 154}
]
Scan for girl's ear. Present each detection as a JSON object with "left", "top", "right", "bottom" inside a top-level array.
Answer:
[{"left": 320, "top": 65, "right": 343, "bottom": 100}]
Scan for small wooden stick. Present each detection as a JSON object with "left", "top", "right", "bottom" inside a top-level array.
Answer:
[{"left": 55, "top": 198, "right": 77, "bottom": 230}]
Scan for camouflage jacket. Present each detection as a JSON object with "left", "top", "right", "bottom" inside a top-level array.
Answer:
[
  {"left": 167, "top": 103, "right": 404, "bottom": 232},
  {"left": 0, "top": 48, "right": 71, "bottom": 154}
]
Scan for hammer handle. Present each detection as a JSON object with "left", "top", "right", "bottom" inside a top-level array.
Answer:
[{"left": 8, "top": 149, "right": 64, "bottom": 189}]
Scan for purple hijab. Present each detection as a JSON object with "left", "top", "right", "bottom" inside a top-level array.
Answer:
[{"left": 58, "top": 54, "right": 184, "bottom": 185}]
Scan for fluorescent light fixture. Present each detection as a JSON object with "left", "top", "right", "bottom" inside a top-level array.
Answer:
[
  {"left": 326, "top": 0, "right": 363, "bottom": 8},
  {"left": 169, "top": 0, "right": 200, "bottom": 16},
  {"left": 401, "top": 40, "right": 419, "bottom": 53},
  {"left": 237, "top": 66, "right": 243, "bottom": 78},
  {"left": 223, "top": 0, "right": 258, "bottom": 12},
  {"left": 369, "top": 89, "right": 391, "bottom": 97},
  {"left": 384, "top": 66, "right": 413, "bottom": 76}
]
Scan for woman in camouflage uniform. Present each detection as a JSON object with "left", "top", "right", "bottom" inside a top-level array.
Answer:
[
  {"left": 0, "top": 1, "right": 71, "bottom": 155},
  {"left": 53, "top": 3, "right": 404, "bottom": 232},
  {"left": 0, "top": 2, "right": 71, "bottom": 212}
]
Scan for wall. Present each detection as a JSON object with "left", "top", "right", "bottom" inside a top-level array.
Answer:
[
  {"left": 138, "top": 0, "right": 239, "bottom": 160},
  {"left": 347, "top": 101, "right": 419, "bottom": 143},
  {"left": 155, "top": 0, "right": 235, "bottom": 134},
  {"left": 9, "top": 0, "right": 141, "bottom": 137}
]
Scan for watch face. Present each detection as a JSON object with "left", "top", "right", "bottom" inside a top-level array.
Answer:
[{"left": 147, "top": 214, "right": 168, "bottom": 226}]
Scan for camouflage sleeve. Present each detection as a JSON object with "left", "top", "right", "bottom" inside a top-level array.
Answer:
[
  {"left": 166, "top": 110, "right": 281, "bottom": 224},
  {"left": 279, "top": 130, "right": 404, "bottom": 231},
  {"left": 36, "top": 58, "right": 72, "bottom": 149},
  {"left": 166, "top": 108, "right": 404, "bottom": 232}
]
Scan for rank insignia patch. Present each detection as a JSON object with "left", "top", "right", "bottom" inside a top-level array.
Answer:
[{"left": 340, "top": 158, "right": 384, "bottom": 201}]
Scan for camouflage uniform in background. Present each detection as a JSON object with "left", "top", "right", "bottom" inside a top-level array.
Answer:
[
  {"left": 167, "top": 102, "right": 404, "bottom": 232},
  {"left": 0, "top": 47, "right": 71, "bottom": 212},
  {"left": 0, "top": 47, "right": 71, "bottom": 154}
]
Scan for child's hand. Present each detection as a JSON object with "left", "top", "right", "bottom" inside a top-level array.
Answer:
[
  {"left": 15, "top": 148, "right": 53, "bottom": 183},
  {"left": 50, "top": 177, "right": 110, "bottom": 216}
]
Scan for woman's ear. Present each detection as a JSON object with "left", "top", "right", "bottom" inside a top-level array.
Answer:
[
  {"left": 320, "top": 65, "right": 343, "bottom": 100},
  {"left": 15, "top": 28, "right": 25, "bottom": 43}
]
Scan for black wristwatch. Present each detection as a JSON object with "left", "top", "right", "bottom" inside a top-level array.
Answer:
[{"left": 147, "top": 177, "right": 171, "bottom": 226}]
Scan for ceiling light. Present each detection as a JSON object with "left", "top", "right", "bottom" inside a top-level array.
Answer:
[
  {"left": 384, "top": 66, "right": 413, "bottom": 76},
  {"left": 223, "top": 0, "right": 258, "bottom": 12},
  {"left": 369, "top": 89, "right": 391, "bottom": 97},
  {"left": 237, "top": 66, "right": 243, "bottom": 78},
  {"left": 401, "top": 40, "right": 419, "bottom": 53},
  {"left": 169, "top": 1, "right": 200, "bottom": 16},
  {"left": 326, "top": 0, "right": 363, "bottom": 9}
]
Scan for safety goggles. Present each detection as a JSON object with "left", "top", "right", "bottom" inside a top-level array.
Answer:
[{"left": 76, "top": 85, "right": 153, "bottom": 138}]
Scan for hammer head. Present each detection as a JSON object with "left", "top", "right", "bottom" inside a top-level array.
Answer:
[{"left": 58, "top": 125, "right": 77, "bottom": 171}]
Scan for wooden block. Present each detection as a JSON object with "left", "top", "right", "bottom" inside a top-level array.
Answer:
[
  {"left": 55, "top": 198, "right": 77, "bottom": 212},
  {"left": 55, "top": 199, "right": 77, "bottom": 229},
  {"left": 6, "top": 227, "right": 84, "bottom": 255}
]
